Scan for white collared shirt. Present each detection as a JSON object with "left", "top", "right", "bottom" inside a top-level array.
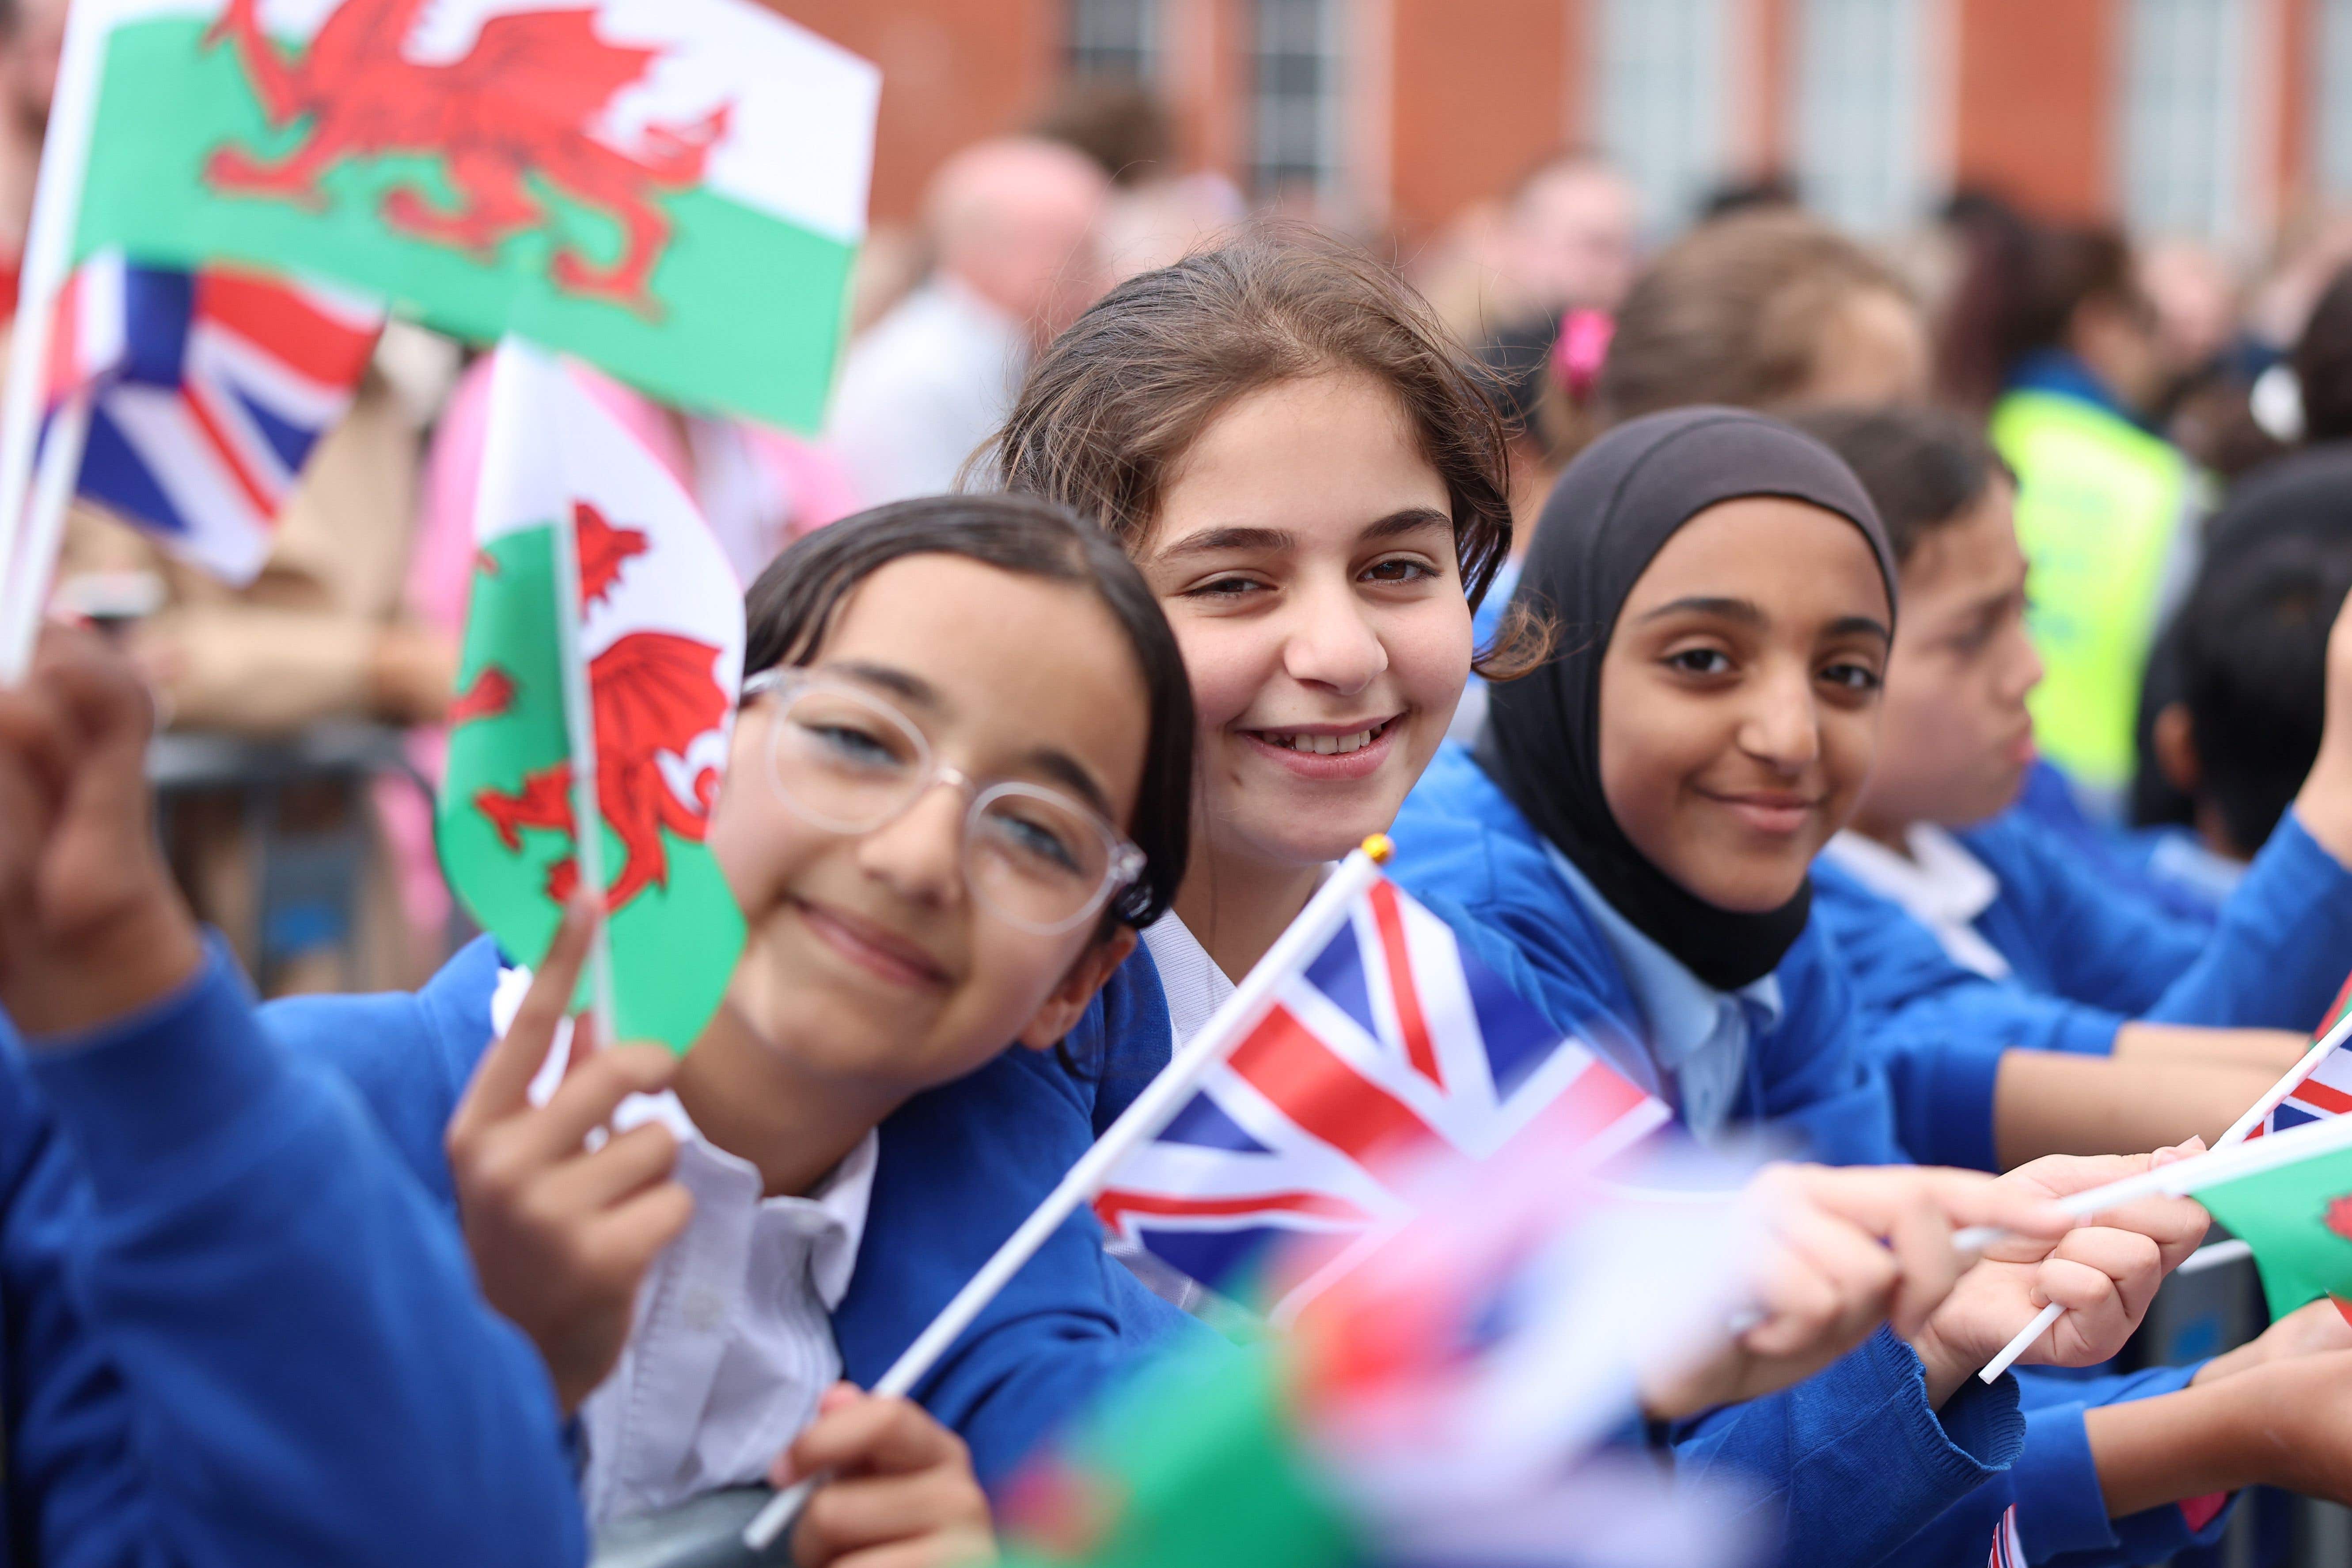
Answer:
[
  {"left": 1140, "top": 911, "right": 1237, "bottom": 1052},
  {"left": 490, "top": 970, "right": 876, "bottom": 1527},
  {"left": 1822, "top": 825, "right": 2013, "bottom": 980},
  {"left": 1544, "top": 845, "right": 1783, "bottom": 1143}
]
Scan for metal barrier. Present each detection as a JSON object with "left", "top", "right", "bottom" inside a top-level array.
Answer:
[{"left": 148, "top": 722, "right": 425, "bottom": 990}]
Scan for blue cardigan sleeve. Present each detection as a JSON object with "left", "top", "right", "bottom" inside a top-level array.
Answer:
[
  {"left": 1976, "top": 808, "right": 2352, "bottom": 1031},
  {"left": 0, "top": 1058, "right": 161, "bottom": 1568},
  {"left": 834, "top": 956, "right": 1215, "bottom": 1493},
  {"left": 17, "top": 938, "right": 584, "bottom": 1568},
  {"left": 1669, "top": 1329, "right": 2026, "bottom": 1568}
]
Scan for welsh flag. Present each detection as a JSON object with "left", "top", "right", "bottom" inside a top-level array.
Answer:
[
  {"left": 53, "top": 0, "right": 877, "bottom": 432},
  {"left": 2193, "top": 1134, "right": 2352, "bottom": 1319},
  {"left": 435, "top": 342, "right": 745, "bottom": 1052}
]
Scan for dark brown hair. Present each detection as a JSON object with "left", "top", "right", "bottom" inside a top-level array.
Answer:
[
  {"left": 1939, "top": 205, "right": 2137, "bottom": 412},
  {"left": 991, "top": 222, "right": 1547, "bottom": 677},
  {"left": 1794, "top": 405, "right": 2013, "bottom": 568},
  {"left": 1599, "top": 210, "right": 1912, "bottom": 421},
  {"left": 2295, "top": 261, "right": 2352, "bottom": 444},
  {"left": 743, "top": 494, "right": 1194, "bottom": 930}
]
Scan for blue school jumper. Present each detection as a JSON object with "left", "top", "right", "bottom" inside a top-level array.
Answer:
[
  {"left": 1813, "top": 805, "right": 2352, "bottom": 1171},
  {"left": 1384, "top": 743, "right": 2227, "bottom": 1568},
  {"left": 0, "top": 939, "right": 585, "bottom": 1568},
  {"left": 262, "top": 935, "right": 1213, "bottom": 1494}
]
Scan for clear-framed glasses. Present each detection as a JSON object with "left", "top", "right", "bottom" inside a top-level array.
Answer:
[{"left": 742, "top": 668, "right": 1147, "bottom": 935}]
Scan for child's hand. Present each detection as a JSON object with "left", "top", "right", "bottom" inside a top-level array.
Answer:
[
  {"left": 2193, "top": 1296, "right": 2352, "bottom": 1385},
  {"left": 445, "top": 898, "right": 692, "bottom": 1414},
  {"left": 1639, "top": 1162, "right": 2073, "bottom": 1419},
  {"left": 1910, "top": 1146, "right": 2209, "bottom": 1400},
  {"left": 775, "top": 1384, "right": 995, "bottom": 1568},
  {"left": 0, "top": 625, "right": 201, "bottom": 1037}
]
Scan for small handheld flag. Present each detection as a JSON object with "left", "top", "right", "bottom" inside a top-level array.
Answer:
[
  {"left": 46, "top": 252, "right": 383, "bottom": 582},
  {"left": 436, "top": 341, "right": 746, "bottom": 1053},
  {"left": 1093, "top": 876, "right": 1669, "bottom": 1313}
]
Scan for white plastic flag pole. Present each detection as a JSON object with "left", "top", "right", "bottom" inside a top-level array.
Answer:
[
  {"left": 0, "top": 0, "right": 105, "bottom": 682},
  {"left": 2216, "top": 1004, "right": 2352, "bottom": 1148},
  {"left": 0, "top": 391, "right": 91, "bottom": 679},
  {"left": 742, "top": 840, "right": 1396, "bottom": 1553},
  {"left": 1977, "top": 1008, "right": 2352, "bottom": 1383},
  {"left": 478, "top": 340, "right": 617, "bottom": 1044}
]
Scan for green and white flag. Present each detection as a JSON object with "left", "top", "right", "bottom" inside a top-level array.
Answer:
[
  {"left": 61, "top": 0, "right": 877, "bottom": 431},
  {"left": 436, "top": 341, "right": 745, "bottom": 1052},
  {"left": 2195, "top": 1136, "right": 2352, "bottom": 1319}
]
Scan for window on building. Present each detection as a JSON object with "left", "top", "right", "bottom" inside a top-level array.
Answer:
[
  {"left": 1068, "top": 0, "right": 1161, "bottom": 80},
  {"left": 1595, "top": 0, "right": 1732, "bottom": 235},
  {"left": 2120, "top": 0, "right": 2254, "bottom": 244},
  {"left": 1251, "top": 0, "right": 1343, "bottom": 201},
  {"left": 1793, "top": 0, "right": 1932, "bottom": 234},
  {"left": 2318, "top": 0, "right": 2352, "bottom": 199}
]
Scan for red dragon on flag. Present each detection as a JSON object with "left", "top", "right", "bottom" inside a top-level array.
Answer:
[
  {"left": 463, "top": 501, "right": 729, "bottom": 912},
  {"left": 199, "top": 0, "right": 730, "bottom": 312}
]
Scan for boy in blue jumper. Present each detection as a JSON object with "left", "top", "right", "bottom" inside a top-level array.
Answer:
[
  {"left": 1797, "top": 407, "right": 2352, "bottom": 1173},
  {"left": 0, "top": 626, "right": 585, "bottom": 1568}
]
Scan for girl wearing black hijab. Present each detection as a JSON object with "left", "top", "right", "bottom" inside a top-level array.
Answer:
[{"left": 1387, "top": 408, "right": 2242, "bottom": 1568}]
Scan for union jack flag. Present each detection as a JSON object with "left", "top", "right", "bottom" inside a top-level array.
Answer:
[
  {"left": 1988, "top": 1504, "right": 2023, "bottom": 1568},
  {"left": 43, "top": 252, "right": 383, "bottom": 583},
  {"left": 2253, "top": 973, "right": 2352, "bottom": 1139},
  {"left": 1094, "top": 876, "right": 1669, "bottom": 1307}
]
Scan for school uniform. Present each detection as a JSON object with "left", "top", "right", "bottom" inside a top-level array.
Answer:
[
  {"left": 264, "top": 935, "right": 1214, "bottom": 1496},
  {"left": 1388, "top": 740, "right": 2229, "bottom": 1568},
  {"left": 0, "top": 938, "right": 584, "bottom": 1568},
  {"left": 1813, "top": 804, "right": 2352, "bottom": 1171}
]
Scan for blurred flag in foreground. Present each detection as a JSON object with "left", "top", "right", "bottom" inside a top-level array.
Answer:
[
  {"left": 1009, "top": 1128, "right": 1759, "bottom": 1568},
  {"left": 1093, "top": 874, "right": 1669, "bottom": 1312},
  {"left": 436, "top": 344, "right": 745, "bottom": 1052},
  {"left": 44, "top": 251, "right": 381, "bottom": 581}
]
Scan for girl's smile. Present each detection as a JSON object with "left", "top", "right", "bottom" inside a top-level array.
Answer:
[
  {"left": 787, "top": 894, "right": 953, "bottom": 991},
  {"left": 1237, "top": 714, "right": 1404, "bottom": 777}
]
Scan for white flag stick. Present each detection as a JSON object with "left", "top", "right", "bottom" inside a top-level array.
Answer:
[
  {"left": 478, "top": 340, "right": 617, "bottom": 1043},
  {"left": 0, "top": 0, "right": 106, "bottom": 683},
  {"left": 0, "top": 391, "right": 91, "bottom": 679},
  {"left": 2173, "top": 1237, "right": 2254, "bottom": 1276},
  {"left": 1978, "top": 1006, "right": 2352, "bottom": 1382},
  {"left": 1957, "top": 1109, "right": 2352, "bottom": 1262},
  {"left": 2217, "top": 1004, "right": 2352, "bottom": 1148},
  {"left": 743, "top": 840, "right": 1395, "bottom": 1553}
]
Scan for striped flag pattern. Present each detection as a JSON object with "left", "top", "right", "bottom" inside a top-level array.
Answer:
[
  {"left": 2253, "top": 972, "right": 2352, "bottom": 1139},
  {"left": 44, "top": 252, "right": 383, "bottom": 582},
  {"left": 1094, "top": 875, "right": 1670, "bottom": 1308}
]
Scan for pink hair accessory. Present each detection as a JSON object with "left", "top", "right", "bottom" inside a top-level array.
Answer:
[{"left": 1551, "top": 308, "right": 1614, "bottom": 403}]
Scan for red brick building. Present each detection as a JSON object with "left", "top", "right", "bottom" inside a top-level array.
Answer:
[{"left": 768, "top": 0, "right": 2350, "bottom": 253}]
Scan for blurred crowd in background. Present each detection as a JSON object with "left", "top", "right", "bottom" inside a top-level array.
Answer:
[{"left": 8, "top": 0, "right": 2352, "bottom": 1005}]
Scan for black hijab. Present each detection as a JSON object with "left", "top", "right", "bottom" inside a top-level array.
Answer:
[{"left": 1478, "top": 407, "right": 1897, "bottom": 990}]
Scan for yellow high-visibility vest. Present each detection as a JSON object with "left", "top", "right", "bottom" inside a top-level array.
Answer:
[{"left": 1989, "top": 389, "right": 2195, "bottom": 797}]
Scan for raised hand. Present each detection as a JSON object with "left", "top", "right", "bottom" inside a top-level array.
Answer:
[
  {"left": 444, "top": 899, "right": 693, "bottom": 1413},
  {"left": 0, "top": 625, "right": 201, "bottom": 1038},
  {"left": 774, "top": 1384, "right": 996, "bottom": 1568}
]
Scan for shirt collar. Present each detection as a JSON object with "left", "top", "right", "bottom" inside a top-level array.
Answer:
[
  {"left": 1822, "top": 825, "right": 2013, "bottom": 981},
  {"left": 1542, "top": 842, "right": 1783, "bottom": 1078},
  {"left": 493, "top": 966, "right": 876, "bottom": 1310}
]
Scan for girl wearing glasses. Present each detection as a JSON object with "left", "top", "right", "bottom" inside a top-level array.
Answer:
[{"left": 254, "top": 494, "right": 1201, "bottom": 1556}]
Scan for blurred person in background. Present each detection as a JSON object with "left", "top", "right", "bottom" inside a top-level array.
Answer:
[
  {"left": 1036, "top": 77, "right": 1244, "bottom": 285},
  {"left": 1941, "top": 209, "right": 2196, "bottom": 815},
  {"left": 1601, "top": 209, "right": 1932, "bottom": 422},
  {"left": 1451, "top": 207, "right": 1928, "bottom": 744},
  {"left": 0, "top": 0, "right": 62, "bottom": 310},
  {"left": 826, "top": 135, "right": 1108, "bottom": 504}
]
